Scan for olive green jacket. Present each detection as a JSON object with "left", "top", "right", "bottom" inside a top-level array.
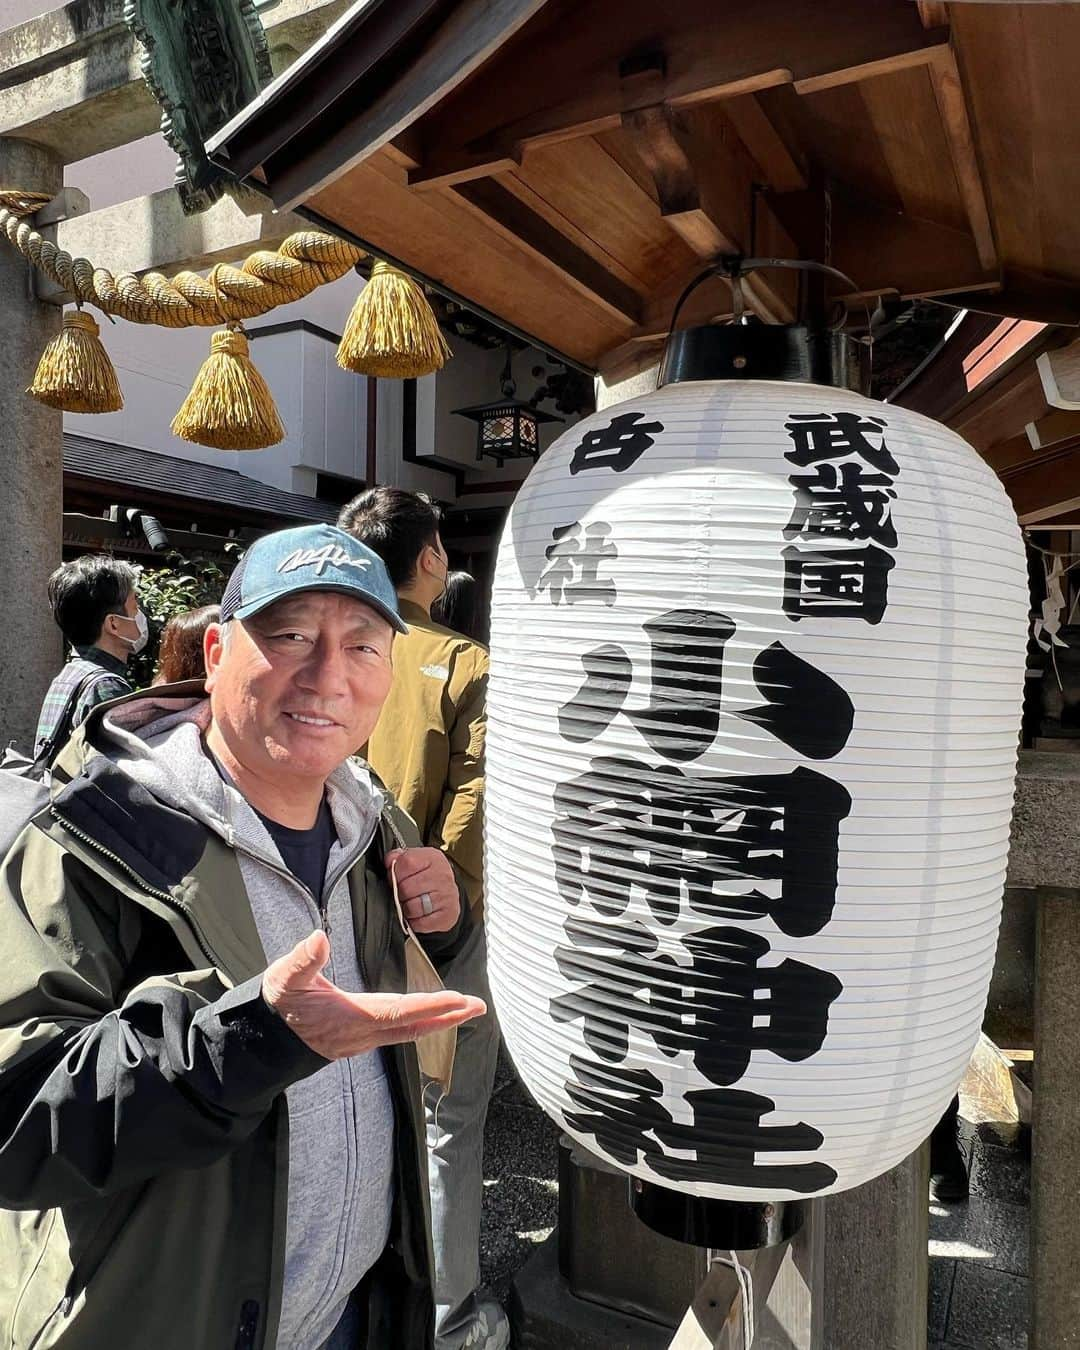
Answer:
[
  {"left": 364, "top": 601, "right": 488, "bottom": 912},
  {"left": 0, "top": 686, "right": 469, "bottom": 1350}
]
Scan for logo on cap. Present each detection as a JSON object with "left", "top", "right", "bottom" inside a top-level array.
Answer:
[{"left": 277, "top": 544, "right": 372, "bottom": 578}]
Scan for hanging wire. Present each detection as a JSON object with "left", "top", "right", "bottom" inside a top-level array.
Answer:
[
  {"left": 708, "top": 1249, "right": 755, "bottom": 1350},
  {"left": 1024, "top": 533, "right": 1080, "bottom": 560}
]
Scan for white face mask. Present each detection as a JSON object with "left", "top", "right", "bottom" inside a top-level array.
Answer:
[
  {"left": 116, "top": 608, "right": 149, "bottom": 655},
  {"left": 430, "top": 547, "right": 449, "bottom": 603}
]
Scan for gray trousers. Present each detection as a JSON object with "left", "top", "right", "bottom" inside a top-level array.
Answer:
[{"left": 426, "top": 923, "right": 501, "bottom": 1347}]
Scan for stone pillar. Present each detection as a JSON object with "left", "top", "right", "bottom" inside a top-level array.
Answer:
[
  {"left": 1031, "top": 888, "right": 1080, "bottom": 1350},
  {"left": 1007, "top": 752, "right": 1080, "bottom": 1349},
  {"left": 0, "top": 138, "right": 63, "bottom": 753},
  {"left": 817, "top": 1145, "right": 930, "bottom": 1350}
]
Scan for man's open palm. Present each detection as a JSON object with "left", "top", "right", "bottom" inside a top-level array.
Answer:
[{"left": 263, "top": 931, "right": 486, "bottom": 1060}]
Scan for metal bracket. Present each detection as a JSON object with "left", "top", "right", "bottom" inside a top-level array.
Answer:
[{"left": 29, "top": 188, "right": 91, "bottom": 306}]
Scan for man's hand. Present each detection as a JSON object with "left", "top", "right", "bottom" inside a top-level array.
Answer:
[
  {"left": 262, "top": 931, "right": 485, "bottom": 1061},
  {"left": 385, "top": 846, "right": 462, "bottom": 934}
]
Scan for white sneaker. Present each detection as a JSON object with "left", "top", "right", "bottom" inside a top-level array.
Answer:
[{"left": 461, "top": 1300, "right": 510, "bottom": 1350}]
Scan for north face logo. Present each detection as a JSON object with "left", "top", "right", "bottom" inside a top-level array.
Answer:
[{"left": 277, "top": 544, "right": 371, "bottom": 577}]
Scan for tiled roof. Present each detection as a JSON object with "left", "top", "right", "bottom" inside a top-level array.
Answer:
[{"left": 63, "top": 434, "right": 336, "bottom": 523}]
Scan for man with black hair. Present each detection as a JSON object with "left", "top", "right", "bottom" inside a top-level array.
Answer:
[
  {"left": 339, "top": 487, "right": 506, "bottom": 1350},
  {"left": 33, "top": 555, "right": 145, "bottom": 759}
]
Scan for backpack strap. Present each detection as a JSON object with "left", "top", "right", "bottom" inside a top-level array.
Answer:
[{"left": 34, "top": 666, "right": 115, "bottom": 773}]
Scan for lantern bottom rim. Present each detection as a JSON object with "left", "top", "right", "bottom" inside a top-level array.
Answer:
[{"left": 629, "top": 1180, "right": 806, "bottom": 1251}]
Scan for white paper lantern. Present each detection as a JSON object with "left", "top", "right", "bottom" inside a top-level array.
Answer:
[{"left": 485, "top": 372, "right": 1028, "bottom": 1203}]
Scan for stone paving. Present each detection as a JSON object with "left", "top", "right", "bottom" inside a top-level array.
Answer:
[
  {"left": 929, "top": 1119, "right": 1031, "bottom": 1350},
  {"left": 479, "top": 1048, "right": 560, "bottom": 1300}
]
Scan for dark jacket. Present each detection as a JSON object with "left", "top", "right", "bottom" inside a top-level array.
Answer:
[{"left": 0, "top": 685, "right": 470, "bottom": 1349}]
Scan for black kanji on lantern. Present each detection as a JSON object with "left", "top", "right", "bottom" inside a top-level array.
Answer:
[
  {"left": 739, "top": 641, "right": 854, "bottom": 759},
  {"left": 783, "top": 412, "right": 899, "bottom": 475},
  {"left": 782, "top": 543, "right": 895, "bottom": 625},
  {"left": 648, "top": 1085, "right": 838, "bottom": 1192},
  {"left": 558, "top": 617, "right": 854, "bottom": 762},
  {"left": 563, "top": 1055, "right": 837, "bottom": 1192},
  {"left": 569, "top": 411, "right": 665, "bottom": 475},
  {"left": 537, "top": 520, "right": 618, "bottom": 606},
  {"left": 781, "top": 410, "right": 901, "bottom": 624},
  {"left": 552, "top": 759, "right": 851, "bottom": 936},
  {"left": 552, "top": 921, "right": 841, "bottom": 1084},
  {"left": 785, "top": 461, "right": 898, "bottom": 548}
]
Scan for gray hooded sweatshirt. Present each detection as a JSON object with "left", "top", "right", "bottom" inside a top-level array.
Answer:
[{"left": 102, "top": 695, "right": 395, "bottom": 1350}]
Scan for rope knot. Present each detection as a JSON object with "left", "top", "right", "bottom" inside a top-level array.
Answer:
[
  {"left": 211, "top": 327, "right": 249, "bottom": 358},
  {"left": 64, "top": 310, "right": 100, "bottom": 337}
]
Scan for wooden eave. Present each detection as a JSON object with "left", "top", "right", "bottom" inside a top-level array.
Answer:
[
  {"left": 208, "top": 0, "right": 1080, "bottom": 374},
  {"left": 894, "top": 314, "right": 1080, "bottom": 527}
]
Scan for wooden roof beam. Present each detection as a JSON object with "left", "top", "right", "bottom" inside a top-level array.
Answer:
[
  {"left": 945, "top": 269, "right": 1080, "bottom": 328},
  {"left": 621, "top": 183, "right": 993, "bottom": 348},
  {"left": 408, "top": 69, "right": 792, "bottom": 191},
  {"left": 917, "top": 3, "right": 950, "bottom": 29},
  {"left": 1038, "top": 340, "right": 1080, "bottom": 410},
  {"left": 793, "top": 37, "right": 948, "bottom": 95},
  {"left": 928, "top": 46, "right": 997, "bottom": 271},
  {"left": 619, "top": 101, "right": 797, "bottom": 324},
  {"left": 1000, "top": 440, "right": 1080, "bottom": 522},
  {"left": 722, "top": 95, "right": 808, "bottom": 194},
  {"left": 951, "top": 359, "right": 1049, "bottom": 453},
  {"left": 448, "top": 177, "right": 644, "bottom": 326},
  {"left": 1027, "top": 409, "right": 1080, "bottom": 452},
  {"left": 406, "top": 0, "right": 943, "bottom": 190}
]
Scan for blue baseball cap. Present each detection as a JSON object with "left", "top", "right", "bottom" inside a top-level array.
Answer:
[{"left": 220, "top": 524, "right": 407, "bottom": 632}]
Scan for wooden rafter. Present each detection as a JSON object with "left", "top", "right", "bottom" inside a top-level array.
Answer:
[
  {"left": 722, "top": 94, "right": 808, "bottom": 194},
  {"left": 1027, "top": 409, "right": 1080, "bottom": 451},
  {"left": 917, "top": 2, "right": 949, "bottom": 29},
  {"left": 619, "top": 101, "right": 797, "bottom": 324},
  {"left": 927, "top": 46, "right": 997, "bottom": 271},
  {"left": 776, "top": 189, "right": 993, "bottom": 301},
  {"left": 947, "top": 269, "right": 1080, "bottom": 328},
  {"left": 449, "top": 177, "right": 644, "bottom": 325},
  {"left": 792, "top": 40, "right": 947, "bottom": 95},
  {"left": 407, "top": 69, "right": 792, "bottom": 191},
  {"left": 999, "top": 439, "right": 1080, "bottom": 523},
  {"left": 951, "top": 359, "right": 1049, "bottom": 453},
  {"left": 405, "top": 0, "right": 942, "bottom": 190}
]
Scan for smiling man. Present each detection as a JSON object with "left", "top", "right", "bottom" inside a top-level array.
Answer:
[{"left": 0, "top": 523, "right": 484, "bottom": 1350}]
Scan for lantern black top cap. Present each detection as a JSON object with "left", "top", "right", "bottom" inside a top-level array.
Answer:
[{"left": 657, "top": 257, "right": 870, "bottom": 395}]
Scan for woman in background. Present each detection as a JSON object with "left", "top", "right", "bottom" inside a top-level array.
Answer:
[
  {"left": 433, "top": 570, "right": 483, "bottom": 642},
  {"left": 154, "top": 604, "right": 219, "bottom": 684}
]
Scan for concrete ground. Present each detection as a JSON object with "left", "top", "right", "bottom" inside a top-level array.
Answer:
[
  {"left": 478, "top": 1052, "right": 1032, "bottom": 1348},
  {"left": 929, "top": 1116, "right": 1031, "bottom": 1350}
]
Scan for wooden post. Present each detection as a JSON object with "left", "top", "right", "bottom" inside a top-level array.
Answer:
[
  {"left": 668, "top": 1207, "right": 818, "bottom": 1350},
  {"left": 667, "top": 1149, "right": 929, "bottom": 1350},
  {"left": 817, "top": 1145, "right": 930, "bottom": 1350}
]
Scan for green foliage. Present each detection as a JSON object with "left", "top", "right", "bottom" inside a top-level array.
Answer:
[{"left": 130, "top": 546, "right": 240, "bottom": 687}]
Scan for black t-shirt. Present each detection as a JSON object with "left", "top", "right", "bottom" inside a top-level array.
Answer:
[
  {"left": 254, "top": 795, "right": 338, "bottom": 903},
  {"left": 206, "top": 746, "right": 338, "bottom": 902}
]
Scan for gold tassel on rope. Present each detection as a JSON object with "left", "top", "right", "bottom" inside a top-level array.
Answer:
[
  {"left": 171, "top": 326, "right": 284, "bottom": 451},
  {"left": 28, "top": 309, "right": 124, "bottom": 413},
  {"left": 336, "top": 259, "right": 452, "bottom": 379}
]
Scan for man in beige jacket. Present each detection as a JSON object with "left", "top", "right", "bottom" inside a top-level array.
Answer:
[{"left": 339, "top": 488, "right": 505, "bottom": 1350}]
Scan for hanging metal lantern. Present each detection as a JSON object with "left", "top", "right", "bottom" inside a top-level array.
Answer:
[
  {"left": 484, "top": 292, "right": 1029, "bottom": 1247},
  {"left": 453, "top": 344, "right": 562, "bottom": 465}
]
